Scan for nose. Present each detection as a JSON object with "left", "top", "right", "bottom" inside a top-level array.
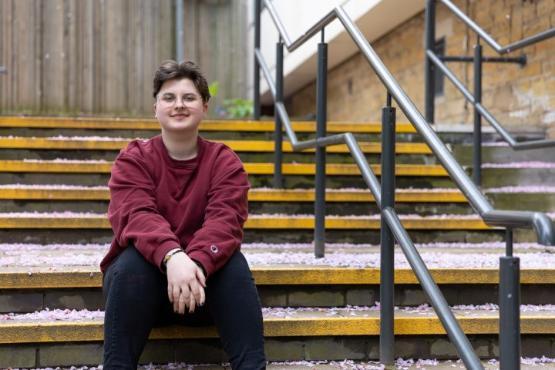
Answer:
[{"left": 174, "top": 98, "right": 185, "bottom": 109}]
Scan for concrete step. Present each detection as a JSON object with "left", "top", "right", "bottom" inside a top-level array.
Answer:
[
  {"left": 0, "top": 212, "right": 497, "bottom": 230},
  {"left": 1, "top": 305, "right": 555, "bottom": 367},
  {"left": 0, "top": 116, "right": 416, "bottom": 133},
  {"left": 4, "top": 160, "right": 555, "bottom": 189},
  {"left": 0, "top": 137, "right": 432, "bottom": 164},
  {"left": 4, "top": 137, "right": 555, "bottom": 165},
  {"left": 0, "top": 160, "right": 447, "bottom": 176},
  {"left": 2, "top": 242, "right": 554, "bottom": 312},
  {"left": 0, "top": 136, "right": 431, "bottom": 153},
  {"left": 1, "top": 211, "right": 538, "bottom": 244},
  {"left": 16, "top": 359, "right": 555, "bottom": 370},
  {"left": 1, "top": 186, "right": 554, "bottom": 214}
]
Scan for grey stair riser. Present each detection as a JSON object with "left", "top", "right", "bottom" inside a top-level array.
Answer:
[
  {"left": 1, "top": 334, "right": 554, "bottom": 368},
  {"left": 2, "top": 194, "right": 553, "bottom": 214},
  {"left": 0, "top": 127, "right": 422, "bottom": 142},
  {"left": 2, "top": 284, "right": 554, "bottom": 314},
  {"left": 0, "top": 173, "right": 455, "bottom": 188},
  {"left": 0, "top": 199, "right": 475, "bottom": 215},
  {"left": 2, "top": 170, "right": 552, "bottom": 188},
  {"left": 0, "top": 229, "right": 507, "bottom": 245},
  {"left": 0, "top": 173, "right": 111, "bottom": 186},
  {"left": 0, "top": 128, "right": 410, "bottom": 142},
  {"left": 0, "top": 149, "right": 433, "bottom": 165},
  {"left": 454, "top": 145, "right": 555, "bottom": 164},
  {"left": 435, "top": 131, "right": 545, "bottom": 144},
  {"left": 6, "top": 145, "right": 554, "bottom": 165}
]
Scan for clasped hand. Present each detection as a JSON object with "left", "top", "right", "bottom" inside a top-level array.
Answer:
[{"left": 166, "top": 252, "right": 206, "bottom": 314}]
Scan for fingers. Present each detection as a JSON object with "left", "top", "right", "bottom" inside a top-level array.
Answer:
[
  {"left": 170, "top": 283, "right": 180, "bottom": 306},
  {"left": 195, "top": 267, "right": 206, "bottom": 288},
  {"left": 199, "top": 284, "right": 206, "bottom": 306},
  {"left": 181, "top": 288, "right": 195, "bottom": 314},
  {"left": 188, "top": 291, "right": 196, "bottom": 313},
  {"left": 190, "top": 280, "right": 205, "bottom": 308}
]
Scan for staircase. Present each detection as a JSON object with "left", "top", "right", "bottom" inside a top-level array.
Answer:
[{"left": 1, "top": 116, "right": 555, "bottom": 368}]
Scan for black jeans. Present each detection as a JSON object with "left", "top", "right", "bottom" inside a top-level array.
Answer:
[{"left": 102, "top": 246, "right": 266, "bottom": 369}]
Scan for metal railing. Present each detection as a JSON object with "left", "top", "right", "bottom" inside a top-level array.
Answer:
[
  {"left": 425, "top": 0, "right": 555, "bottom": 185},
  {"left": 253, "top": 1, "right": 555, "bottom": 369}
]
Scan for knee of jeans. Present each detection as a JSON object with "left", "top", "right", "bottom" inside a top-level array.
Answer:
[{"left": 104, "top": 246, "right": 161, "bottom": 293}]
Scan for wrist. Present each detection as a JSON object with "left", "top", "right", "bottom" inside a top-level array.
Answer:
[{"left": 162, "top": 248, "right": 183, "bottom": 272}]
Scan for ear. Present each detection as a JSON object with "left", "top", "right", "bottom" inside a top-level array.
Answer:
[
  {"left": 153, "top": 102, "right": 157, "bottom": 117},
  {"left": 202, "top": 102, "right": 208, "bottom": 114}
]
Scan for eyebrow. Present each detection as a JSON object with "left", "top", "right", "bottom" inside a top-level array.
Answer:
[{"left": 161, "top": 92, "right": 198, "bottom": 97}]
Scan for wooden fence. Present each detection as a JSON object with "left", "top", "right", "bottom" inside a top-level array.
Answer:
[{"left": 0, "top": 0, "right": 248, "bottom": 116}]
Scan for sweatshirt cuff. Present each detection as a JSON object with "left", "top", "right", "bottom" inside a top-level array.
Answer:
[
  {"left": 187, "top": 250, "right": 214, "bottom": 278},
  {"left": 154, "top": 241, "right": 182, "bottom": 272}
]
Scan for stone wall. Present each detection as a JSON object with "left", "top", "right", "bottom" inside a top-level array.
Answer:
[{"left": 286, "top": 0, "right": 555, "bottom": 137}]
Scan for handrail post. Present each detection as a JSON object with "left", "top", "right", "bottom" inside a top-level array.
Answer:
[
  {"left": 473, "top": 41, "right": 483, "bottom": 186},
  {"left": 380, "top": 92, "right": 396, "bottom": 366},
  {"left": 314, "top": 30, "right": 327, "bottom": 258},
  {"left": 499, "top": 228, "right": 521, "bottom": 370},
  {"left": 424, "top": 0, "right": 436, "bottom": 123},
  {"left": 273, "top": 37, "right": 284, "bottom": 188},
  {"left": 253, "top": 0, "right": 261, "bottom": 120}
]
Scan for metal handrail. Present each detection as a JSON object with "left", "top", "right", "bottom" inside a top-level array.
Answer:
[
  {"left": 439, "top": 0, "right": 555, "bottom": 54},
  {"left": 257, "top": 1, "right": 555, "bottom": 367},
  {"left": 427, "top": 51, "right": 555, "bottom": 151},
  {"left": 257, "top": 2, "right": 487, "bottom": 369},
  {"left": 260, "top": 0, "right": 555, "bottom": 245},
  {"left": 430, "top": 0, "right": 555, "bottom": 151}
]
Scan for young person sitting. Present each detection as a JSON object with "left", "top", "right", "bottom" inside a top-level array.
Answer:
[{"left": 101, "top": 60, "right": 266, "bottom": 369}]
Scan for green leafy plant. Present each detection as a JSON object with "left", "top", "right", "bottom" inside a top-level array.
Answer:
[
  {"left": 223, "top": 98, "right": 253, "bottom": 119},
  {"left": 208, "top": 81, "right": 219, "bottom": 98}
]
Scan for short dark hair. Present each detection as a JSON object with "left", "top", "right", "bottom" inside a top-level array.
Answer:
[{"left": 152, "top": 60, "right": 211, "bottom": 103}]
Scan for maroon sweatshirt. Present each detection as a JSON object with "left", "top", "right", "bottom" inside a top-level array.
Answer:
[{"left": 100, "top": 135, "right": 250, "bottom": 277}]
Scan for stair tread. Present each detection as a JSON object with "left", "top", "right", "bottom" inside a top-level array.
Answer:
[
  {"left": 1, "top": 305, "right": 555, "bottom": 343},
  {"left": 0, "top": 136, "right": 431, "bottom": 154},
  {"left": 0, "top": 212, "right": 502, "bottom": 230},
  {"left": 2, "top": 185, "right": 554, "bottom": 202},
  {"left": 1, "top": 242, "right": 554, "bottom": 288},
  {"left": 0, "top": 160, "right": 448, "bottom": 176},
  {"left": 20, "top": 360, "right": 555, "bottom": 369},
  {"left": 0, "top": 116, "right": 417, "bottom": 133}
]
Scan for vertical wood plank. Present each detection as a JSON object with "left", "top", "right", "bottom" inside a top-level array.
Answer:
[
  {"left": 41, "top": 0, "right": 65, "bottom": 110},
  {"left": 0, "top": 0, "right": 248, "bottom": 115}
]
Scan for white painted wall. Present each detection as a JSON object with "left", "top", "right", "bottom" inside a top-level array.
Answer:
[{"left": 246, "top": 0, "right": 425, "bottom": 103}]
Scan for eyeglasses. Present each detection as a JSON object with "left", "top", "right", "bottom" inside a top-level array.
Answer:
[{"left": 158, "top": 93, "right": 202, "bottom": 106}]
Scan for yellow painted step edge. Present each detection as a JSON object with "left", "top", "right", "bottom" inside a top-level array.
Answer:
[
  {"left": 0, "top": 187, "right": 467, "bottom": 203},
  {"left": 0, "top": 161, "right": 448, "bottom": 176},
  {"left": 0, "top": 137, "right": 431, "bottom": 154},
  {"left": 0, "top": 315, "right": 553, "bottom": 344},
  {"left": 1, "top": 268, "right": 553, "bottom": 289},
  {"left": 0, "top": 216, "right": 491, "bottom": 230},
  {"left": 0, "top": 116, "right": 417, "bottom": 133}
]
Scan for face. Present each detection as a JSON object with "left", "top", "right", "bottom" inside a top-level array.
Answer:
[{"left": 154, "top": 78, "right": 208, "bottom": 135}]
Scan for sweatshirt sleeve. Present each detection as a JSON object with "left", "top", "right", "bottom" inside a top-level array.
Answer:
[
  {"left": 186, "top": 150, "right": 250, "bottom": 277},
  {"left": 108, "top": 152, "right": 181, "bottom": 270}
]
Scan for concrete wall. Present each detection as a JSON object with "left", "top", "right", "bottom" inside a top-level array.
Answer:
[{"left": 285, "top": 0, "right": 555, "bottom": 137}]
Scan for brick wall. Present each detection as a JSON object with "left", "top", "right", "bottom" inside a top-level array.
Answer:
[{"left": 286, "top": 0, "right": 555, "bottom": 137}]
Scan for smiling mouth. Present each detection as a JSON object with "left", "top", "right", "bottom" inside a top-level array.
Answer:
[{"left": 171, "top": 114, "right": 188, "bottom": 119}]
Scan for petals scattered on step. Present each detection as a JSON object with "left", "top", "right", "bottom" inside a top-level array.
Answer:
[
  {"left": 482, "top": 162, "right": 555, "bottom": 169},
  {"left": 22, "top": 158, "right": 109, "bottom": 163},
  {"left": 0, "top": 183, "right": 108, "bottom": 189},
  {"left": 5, "top": 304, "right": 555, "bottom": 323},
  {"left": 485, "top": 186, "right": 555, "bottom": 193}
]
